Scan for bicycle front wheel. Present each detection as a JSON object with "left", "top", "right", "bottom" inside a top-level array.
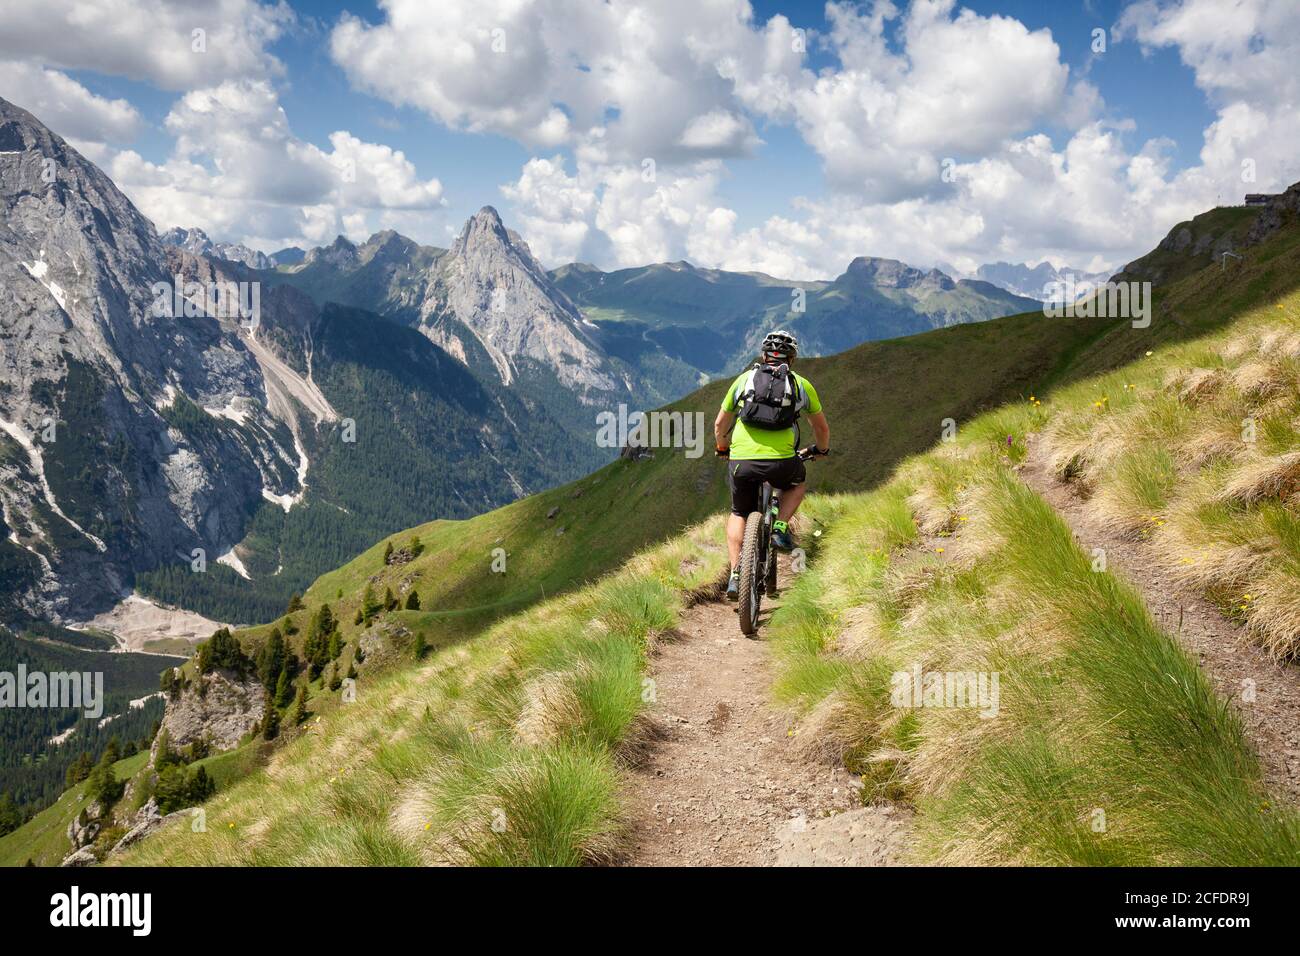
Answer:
[{"left": 737, "top": 510, "right": 764, "bottom": 637}]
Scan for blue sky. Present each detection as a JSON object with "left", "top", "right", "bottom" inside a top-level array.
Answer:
[{"left": 3, "top": 0, "right": 1295, "bottom": 278}]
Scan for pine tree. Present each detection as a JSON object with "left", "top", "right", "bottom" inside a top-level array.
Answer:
[
  {"left": 405, "top": 590, "right": 421, "bottom": 610},
  {"left": 293, "top": 682, "right": 309, "bottom": 724},
  {"left": 409, "top": 535, "right": 424, "bottom": 558},
  {"left": 103, "top": 736, "right": 122, "bottom": 764},
  {"left": 353, "top": 607, "right": 363, "bottom": 626},
  {"left": 274, "top": 667, "right": 294, "bottom": 709},
  {"left": 327, "top": 630, "right": 342, "bottom": 661},
  {"left": 197, "top": 628, "right": 250, "bottom": 675},
  {"left": 286, "top": 592, "right": 305, "bottom": 613},
  {"left": 87, "top": 752, "right": 124, "bottom": 807},
  {"left": 361, "top": 583, "right": 380, "bottom": 622},
  {"left": 261, "top": 691, "right": 280, "bottom": 740},
  {"left": 384, "top": 586, "right": 398, "bottom": 611},
  {"left": 383, "top": 541, "right": 394, "bottom": 565},
  {"left": 327, "top": 663, "right": 342, "bottom": 692},
  {"left": 346, "top": 661, "right": 358, "bottom": 681},
  {"left": 154, "top": 728, "right": 176, "bottom": 769},
  {"left": 65, "top": 752, "right": 94, "bottom": 786},
  {"left": 413, "top": 632, "right": 427, "bottom": 661},
  {"left": 0, "top": 792, "right": 22, "bottom": 837},
  {"left": 257, "top": 628, "right": 285, "bottom": 689},
  {"left": 190, "top": 765, "right": 215, "bottom": 802}
]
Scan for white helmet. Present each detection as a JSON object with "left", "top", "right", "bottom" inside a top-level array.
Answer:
[{"left": 761, "top": 329, "right": 798, "bottom": 360}]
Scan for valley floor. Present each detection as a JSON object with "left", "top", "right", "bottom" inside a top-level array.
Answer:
[{"left": 71, "top": 593, "right": 226, "bottom": 654}]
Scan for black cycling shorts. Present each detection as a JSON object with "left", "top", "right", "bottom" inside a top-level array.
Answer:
[{"left": 727, "top": 457, "right": 806, "bottom": 517}]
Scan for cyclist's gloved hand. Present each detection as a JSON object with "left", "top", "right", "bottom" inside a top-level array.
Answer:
[
  {"left": 800, "top": 445, "right": 829, "bottom": 459},
  {"left": 715, "top": 445, "right": 730, "bottom": 458}
]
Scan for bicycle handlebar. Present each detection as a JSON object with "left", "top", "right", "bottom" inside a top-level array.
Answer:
[{"left": 716, "top": 446, "right": 832, "bottom": 460}]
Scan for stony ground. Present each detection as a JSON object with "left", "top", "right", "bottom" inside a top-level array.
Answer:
[{"left": 622, "top": 566, "right": 912, "bottom": 867}]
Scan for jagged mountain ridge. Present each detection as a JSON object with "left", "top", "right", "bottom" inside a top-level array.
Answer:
[
  {"left": 975, "top": 260, "right": 1110, "bottom": 302},
  {"left": 0, "top": 96, "right": 600, "bottom": 627},
  {"left": 272, "top": 224, "right": 1042, "bottom": 383}
]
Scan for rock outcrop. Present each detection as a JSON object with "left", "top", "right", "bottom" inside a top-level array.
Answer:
[
  {"left": 1246, "top": 182, "right": 1300, "bottom": 246},
  {"left": 109, "top": 797, "right": 191, "bottom": 855},
  {"left": 155, "top": 669, "right": 264, "bottom": 755},
  {"left": 66, "top": 802, "right": 103, "bottom": 849}
]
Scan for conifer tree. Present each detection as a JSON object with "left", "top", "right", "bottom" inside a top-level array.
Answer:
[
  {"left": 384, "top": 586, "right": 398, "bottom": 611},
  {"left": 361, "top": 583, "right": 380, "bottom": 622},
  {"left": 274, "top": 668, "right": 293, "bottom": 709},
  {"left": 191, "top": 765, "right": 215, "bottom": 802},
  {"left": 405, "top": 590, "right": 421, "bottom": 610},
  {"left": 261, "top": 691, "right": 280, "bottom": 740},
  {"left": 413, "top": 632, "right": 427, "bottom": 661},
  {"left": 383, "top": 541, "right": 394, "bottom": 565},
  {"left": 257, "top": 628, "right": 285, "bottom": 688},
  {"left": 293, "top": 682, "right": 310, "bottom": 724}
]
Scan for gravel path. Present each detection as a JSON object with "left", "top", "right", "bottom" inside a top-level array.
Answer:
[
  {"left": 1021, "top": 441, "right": 1300, "bottom": 807},
  {"left": 622, "top": 567, "right": 912, "bottom": 866}
]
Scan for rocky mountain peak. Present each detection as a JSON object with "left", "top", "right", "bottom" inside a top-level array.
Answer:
[
  {"left": 425, "top": 206, "right": 614, "bottom": 393},
  {"left": 305, "top": 234, "right": 358, "bottom": 268},
  {"left": 159, "top": 225, "right": 271, "bottom": 270},
  {"left": 843, "top": 256, "right": 925, "bottom": 289}
]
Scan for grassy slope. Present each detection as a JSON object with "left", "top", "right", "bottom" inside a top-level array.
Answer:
[
  {"left": 1114, "top": 205, "right": 1260, "bottom": 287},
  {"left": 228, "top": 303, "right": 1131, "bottom": 661},
  {"left": 766, "top": 217, "right": 1300, "bottom": 864},
  {"left": 118, "top": 525, "right": 724, "bottom": 865},
  {"left": 103, "top": 298, "right": 1141, "bottom": 865},
  {"left": 29, "top": 206, "right": 1300, "bottom": 867},
  {"left": 0, "top": 751, "right": 148, "bottom": 867}
]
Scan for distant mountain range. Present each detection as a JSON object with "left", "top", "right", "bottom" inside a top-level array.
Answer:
[
  {"left": 975, "top": 261, "right": 1112, "bottom": 303},
  {"left": 159, "top": 226, "right": 303, "bottom": 271},
  {"left": 0, "top": 93, "right": 1041, "bottom": 631}
]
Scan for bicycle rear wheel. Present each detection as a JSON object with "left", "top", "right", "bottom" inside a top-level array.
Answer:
[{"left": 737, "top": 510, "right": 764, "bottom": 636}]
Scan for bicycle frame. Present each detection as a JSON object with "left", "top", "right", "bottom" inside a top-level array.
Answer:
[{"left": 732, "top": 447, "right": 824, "bottom": 636}]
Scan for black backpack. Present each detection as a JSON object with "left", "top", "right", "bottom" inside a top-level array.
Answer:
[{"left": 737, "top": 363, "right": 805, "bottom": 430}]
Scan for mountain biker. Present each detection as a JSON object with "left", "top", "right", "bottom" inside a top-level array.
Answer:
[{"left": 714, "top": 329, "right": 829, "bottom": 600}]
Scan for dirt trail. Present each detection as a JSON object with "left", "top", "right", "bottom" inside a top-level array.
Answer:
[
  {"left": 1021, "top": 442, "right": 1300, "bottom": 806},
  {"left": 623, "top": 572, "right": 912, "bottom": 866}
]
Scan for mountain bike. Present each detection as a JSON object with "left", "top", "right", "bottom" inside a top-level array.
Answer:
[{"left": 735, "top": 448, "right": 822, "bottom": 637}]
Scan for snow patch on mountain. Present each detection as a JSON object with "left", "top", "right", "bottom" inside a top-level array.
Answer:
[{"left": 0, "top": 415, "right": 106, "bottom": 552}]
